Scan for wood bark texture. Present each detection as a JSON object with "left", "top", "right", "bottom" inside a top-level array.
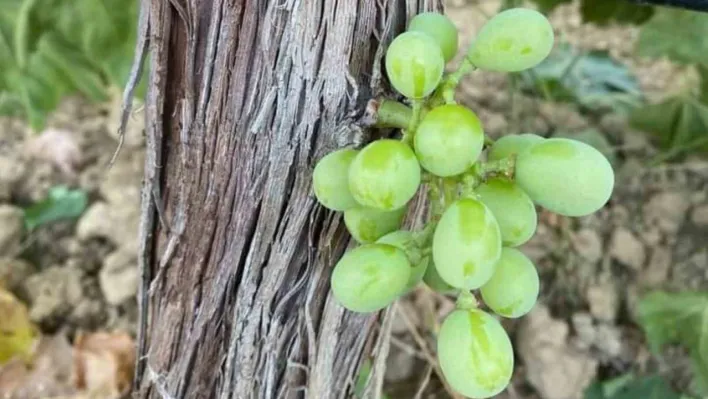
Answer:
[{"left": 132, "top": 0, "right": 442, "bottom": 398}]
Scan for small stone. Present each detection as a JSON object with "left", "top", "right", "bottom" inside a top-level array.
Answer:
[
  {"left": 691, "top": 205, "right": 708, "bottom": 227},
  {"left": 571, "top": 229, "right": 602, "bottom": 263},
  {"left": 99, "top": 250, "right": 138, "bottom": 305},
  {"left": 640, "top": 227, "right": 662, "bottom": 246},
  {"left": 586, "top": 282, "right": 619, "bottom": 322},
  {"left": 644, "top": 192, "right": 690, "bottom": 234},
  {"left": 76, "top": 202, "right": 139, "bottom": 252},
  {"left": 0, "top": 153, "right": 26, "bottom": 201},
  {"left": 517, "top": 305, "right": 597, "bottom": 399},
  {"left": 0, "top": 205, "right": 24, "bottom": 256},
  {"left": 640, "top": 247, "right": 672, "bottom": 287},
  {"left": 609, "top": 227, "right": 646, "bottom": 270},
  {"left": 99, "top": 150, "right": 143, "bottom": 205},
  {"left": 595, "top": 324, "right": 623, "bottom": 358},
  {"left": 384, "top": 345, "right": 417, "bottom": 383},
  {"left": 0, "top": 258, "right": 35, "bottom": 297},
  {"left": 24, "top": 266, "right": 83, "bottom": 326},
  {"left": 571, "top": 313, "right": 595, "bottom": 350}
]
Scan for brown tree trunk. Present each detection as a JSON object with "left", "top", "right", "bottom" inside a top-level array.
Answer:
[{"left": 130, "top": 0, "right": 441, "bottom": 398}]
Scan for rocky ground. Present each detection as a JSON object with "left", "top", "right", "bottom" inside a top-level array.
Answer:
[{"left": 0, "top": 1, "right": 706, "bottom": 399}]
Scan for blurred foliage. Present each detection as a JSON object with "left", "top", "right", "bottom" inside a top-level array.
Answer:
[
  {"left": 354, "top": 359, "right": 391, "bottom": 399},
  {"left": 636, "top": 8, "right": 708, "bottom": 66},
  {"left": 22, "top": 185, "right": 88, "bottom": 230},
  {"left": 529, "top": 0, "right": 654, "bottom": 24},
  {"left": 519, "top": 43, "right": 642, "bottom": 111},
  {"left": 0, "top": 288, "right": 38, "bottom": 365},
  {"left": 0, "top": 0, "right": 143, "bottom": 130},
  {"left": 638, "top": 291, "right": 708, "bottom": 396},
  {"left": 584, "top": 374, "right": 685, "bottom": 399}
]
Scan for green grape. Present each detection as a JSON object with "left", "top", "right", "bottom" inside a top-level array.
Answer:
[
  {"left": 377, "top": 230, "right": 427, "bottom": 292},
  {"left": 312, "top": 149, "right": 359, "bottom": 211},
  {"left": 515, "top": 138, "right": 615, "bottom": 217},
  {"left": 481, "top": 248, "right": 539, "bottom": 318},
  {"left": 476, "top": 178, "right": 537, "bottom": 247},
  {"left": 344, "top": 207, "right": 406, "bottom": 244},
  {"left": 432, "top": 198, "right": 502, "bottom": 290},
  {"left": 437, "top": 309, "right": 514, "bottom": 398},
  {"left": 408, "top": 12, "right": 459, "bottom": 63},
  {"left": 414, "top": 104, "right": 484, "bottom": 177},
  {"left": 385, "top": 31, "right": 445, "bottom": 99},
  {"left": 423, "top": 259, "right": 456, "bottom": 294},
  {"left": 330, "top": 243, "right": 411, "bottom": 313},
  {"left": 349, "top": 139, "right": 421, "bottom": 211},
  {"left": 467, "top": 8, "right": 554, "bottom": 72},
  {"left": 487, "top": 133, "right": 544, "bottom": 161}
]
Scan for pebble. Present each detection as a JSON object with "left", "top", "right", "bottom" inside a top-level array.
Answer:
[
  {"left": 0, "top": 205, "right": 24, "bottom": 257},
  {"left": 99, "top": 249, "right": 138, "bottom": 305},
  {"left": 643, "top": 192, "right": 690, "bottom": 234},
  {"left": 586, "top": 281, "right": 619, "bottom": 322},
  {"left": 609, "top": 227, "right": 646, "bottom": 270}
]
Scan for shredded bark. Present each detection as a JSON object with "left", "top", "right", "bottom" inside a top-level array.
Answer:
[{"left": 132, "top": 0, "right": 442, "bottom": 398}]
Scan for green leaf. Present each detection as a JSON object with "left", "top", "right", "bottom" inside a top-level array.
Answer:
[
  {"left": 584, "top": 374, "right": 682, "bottom": 399},
  {"left": 579, "top": 0, "right": 653, "bottom": 26},
  {"left": 22, "top": 185, "right": 88, "bottom": 230},
  {"left": 638, "top": 291, "right": 708, "bottom": 394},
  {"left": 630, "top": 96, "right": 708, "bottom": 160},
  {"left": 637, "top": 8, "right": 708, "bottom": 66},
  {"left": 520, "top": 43, "right": 643, "bottom": 111},
  {"left": 353, "top": 359, "right": 390, "bottom": 399},
  {"left": 527, "top": 0, "right": 572, "bottom": 13}
]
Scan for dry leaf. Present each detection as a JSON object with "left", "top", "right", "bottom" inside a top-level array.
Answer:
[
  {"left": 72, "top": 331, "right": 135, "bottom": 398},
  {"left": 0, "top": 289, "right": 38, "bottom": 365},
  {"left": 0, "top": 334, "right": 75, "bottom": 398}
]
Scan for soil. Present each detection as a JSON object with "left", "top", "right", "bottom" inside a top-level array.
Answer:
[{"left": 0, "top": 1, "right": 706, "bottom": 399}]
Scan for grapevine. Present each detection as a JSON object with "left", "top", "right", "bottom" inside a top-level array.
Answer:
[{"left": 311, "top": 7, "right": 615, "bottom": 399}]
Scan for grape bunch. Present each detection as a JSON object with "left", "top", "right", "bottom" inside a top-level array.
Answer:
[{"left": 312, "top": 8, "right": 614, "bottom": 399}]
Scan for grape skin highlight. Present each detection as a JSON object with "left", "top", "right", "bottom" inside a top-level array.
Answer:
[
  {"left": 438, "top": 309, "right": 514, "bottom": 398},
  {"left": 348, "top": 139, "right": 421, "bottom": 211},
  {"left": 476, "top": 178, "right": 537, "bottom": 247},
  {"left": 344, "top": 207, "right": 406, "bottom": 244},
  {"left": 414, "top": 104, "right": 484, "bottom": 177},
  {"left": 480, "top": 248, "right": 539, "bottom": 318},
  {"left": 312, "top": 149, "right": 359, "bottom": 211},
  {"left": 377, "top": 230, "right": 427, "bottom": 292},
  {"left": 385, "top": 31, "right": 445, "bottom": 99},
  {"left": 467, "top": 8, "right": 554, "bottom": 73},
  {"left": 432, "top": 198, "right": 502, "bottom": 290},
  {"left": 331, "top": 244, "right": 411, "bottom": 313},
  {"left": 408, "top": 12, "right": 459, "bottom": 63},
  {"left": 487, "top": 133, "right": 544, "bottom": 161},
  {"left": 515, "top": 138, "right": 615, "bottom": 217}
]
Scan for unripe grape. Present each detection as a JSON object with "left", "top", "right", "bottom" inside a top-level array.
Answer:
[
  {"left": 476, "top": 178, "right": 537, "bottom": 247},
  {"left": 423, "top": 260, "right": 456, "bottom": 294},
  {"left": 438, "top": 309, "right": 514, "bottom": 398},
  {"left": 331, "top": 243, "right": 411, "bottom": 313},
  {"left": 344, "top": 207, "right": 406, "bottom": 244},
  {"left": 515, "top": 138, "right": 615, "bottom": 217},
  {"left": 408, "top": 12, "right": 459, "bottom": 63},
  {"left": 488, "top": 133, "right": 544, "bottom": 161},
  {"left": 414, "top": 104, "right": 484, "bottom": 177},
  {"left": 312, "top": 149, "right": 359, "bottom": 211},
  {"left": 467, "top": 8, "right": 554, "bottom": 72},
  {"left": 349, "top": 139, "right": 421, "bottom": 211},
  {"left": 377, "top": 230, "right": 427, "bottom": 292},
  {"left": 433, "top": 198, "right": 502, "bottom": 289},
  {"left": 385, "top": 32, "right": 445, "bottom": 99},
  {"left": 481, "top": 248, "right": 539, "bottom": 318}
]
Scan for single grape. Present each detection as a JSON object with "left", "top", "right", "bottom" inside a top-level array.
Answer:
[
  {"left": 467, "top": 8, "right": 554, "bottom": 72},
  {"left": 414, "top": 104, "right": 484, "bottom": 177},
  {"left": 330, "top": 243, "right": 411, "bottom": 313},
  {"left": 376, "top": 230, "right": 428, "bottom": 292},
  {"left": 438, "top": 309, "right": 514, "bottom": 398},
  {"left": 487, "top": 133, "right": 544, "bottom": 161},
  {"left": 481, "top": 248, "right": 539, "bottom": 318},
  {"left": 349, "top": 139, "right": 421, "bottom": 211},
  {"left": 476, "top": 178, "right": 537, "bottom": 247},
  {"left": 515, "top": 138, "right": 615, "bottom": 217},
  {"left": 344, "top": 207, "right": 406, "bottom": 244},
  {"left": 408, "top": 12, "right": 459, "bottom": 63},
  {"left": 385, "top": 31, "right": 445, "bottom": 99},
  {"left": 423, "top": 259, "right": 456, "bottom": 294},
  {"left": 312, "top": 148, "right": 359, "bottom": 211},
  {"left": 432, "top": 198, "right": 502, "bottom": 290}
]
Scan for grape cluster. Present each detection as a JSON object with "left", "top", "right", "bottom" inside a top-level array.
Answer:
[{"left": 312, "top": 8, "right": 614, "bottom": 399}]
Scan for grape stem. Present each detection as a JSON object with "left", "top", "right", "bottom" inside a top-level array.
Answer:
[
  {"left": 432, "top": 58, "right": 477, "bottom": 105},
  {"left": 455, "top": 290, "right": 478, "bottom": 310},
  {"left": 363, "top": 98, "right": 412, "bottom": 129},
  {"left": 460, "top": 155, "right": 517, "bottom": 196}
]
